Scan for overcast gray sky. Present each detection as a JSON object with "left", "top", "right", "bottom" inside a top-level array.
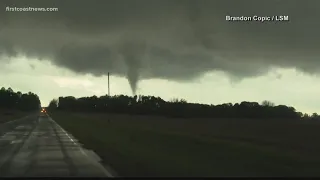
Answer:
[{"left": 1, "top": 0, "right": 320, "bottom": 114}]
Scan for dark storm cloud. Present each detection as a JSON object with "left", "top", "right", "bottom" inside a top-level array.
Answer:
[{"left": 0, "top": 0, "right": 320, "bottom": 93}]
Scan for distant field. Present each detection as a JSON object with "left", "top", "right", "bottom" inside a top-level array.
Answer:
[
  {"left": 50, "top": 111, "right": 320, "bottom": 177},
  {"left": 0, "top": 109, "right": 30, "bottom": 124}
]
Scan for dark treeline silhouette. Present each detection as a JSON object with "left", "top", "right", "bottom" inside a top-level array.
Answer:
[
  {"left": 48, "top": 94, "right": 317, "bottom": 120},
  {"left": 0, "top": 87, "right": 41, "bottom": 111},
  {"left": 302, "top": 112, "right": 320, "bottom": 121}
]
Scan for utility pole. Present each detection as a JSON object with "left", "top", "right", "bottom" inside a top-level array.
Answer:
[{"left": 108, "top": 72, "right": 110, "bottom": 96}]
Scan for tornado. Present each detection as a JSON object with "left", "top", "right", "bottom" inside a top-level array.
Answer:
[{"left": 119, "top": 40, "right": 146, "bottom": 95}]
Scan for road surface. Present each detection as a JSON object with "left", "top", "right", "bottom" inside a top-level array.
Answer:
[{"left": 0, "top": 112, "right": 115, "bottom": 177}]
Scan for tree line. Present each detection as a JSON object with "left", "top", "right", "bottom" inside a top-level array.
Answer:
[
  {"left": 48, "top": 94, "right": 319, "bottom": 120},
  {"left": 1, "top": 85, "right": 318, "bottom": 120},
  {"left": 0, "top": 87, "right": 41, "bottom": 111}
]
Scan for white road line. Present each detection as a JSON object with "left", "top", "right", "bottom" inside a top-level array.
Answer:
[
  {"left": 3, "top": 114, "right": 34, "bottom": 125},
  {"left": 47, "top": 116, "right": 114, "bottom": 177}
]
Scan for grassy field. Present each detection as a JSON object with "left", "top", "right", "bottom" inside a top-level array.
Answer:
[
  {"left": 0, "top": 109, "right": 31, "bottom": 124},
  {"left": 49, "top": 111, "right": 320, "bottom": 177}
]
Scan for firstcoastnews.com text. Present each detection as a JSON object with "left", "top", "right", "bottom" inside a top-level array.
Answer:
[{"left": 5, "top": 6, "right": 59, "bottom": 12}]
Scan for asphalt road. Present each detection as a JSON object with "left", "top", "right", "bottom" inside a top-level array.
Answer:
[{"left": 0, "top": 112, "right": 115, "bottom": 177}]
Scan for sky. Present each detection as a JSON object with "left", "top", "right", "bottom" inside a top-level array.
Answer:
[{"left": 0, "top": 0, "right": 320, "bottom": 114}]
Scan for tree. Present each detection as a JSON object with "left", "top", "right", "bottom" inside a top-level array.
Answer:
[
  {"left": 301, "top": 113, "right": 310, "bottom": 119},
  {"left": 48, "top": 99, "right": 58, "bottom": 110},
  {"left": 50, "top": 94, "right": 306, "bottom": 120},
  {"left": 311, "top": 113, "right": 319, "bottom": 119},
  {"left": 0, "top": 87, "right": 41, "bottom": 111},
  {"left": 261, "top": 100, "right": 275, "bottom": 107}
]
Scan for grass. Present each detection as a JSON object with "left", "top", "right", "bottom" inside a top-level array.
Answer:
[
  {"left": 0, "top": 109, "right": 31, "bottom": 124},
  {"left": 49, "top": 111, "right": 320, "bottom": 177}
]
